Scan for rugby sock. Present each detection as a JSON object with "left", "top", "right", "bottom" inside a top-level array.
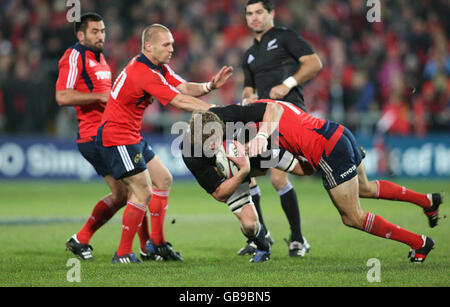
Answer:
[
  {"left": 137, "top": 212, "right": 150, "bottom": 252},
  {"left": 116, "top": 201, "right": 147, "bottom": 256},
  {"left": 278, "top": 183, "right": 303, "bottom": 243},
  {"left": 244, "top": 223, "right": 270, "bottom": 252},
  {"left": 148, "top": 189, "right": 169, "bottom": 245},
  {"left": 250, "top": 185, "right": 266, "bottom": 232},
  {"left": 376, "top": 180, "right": 431, "bottom": 209},
  {"left": 362, "top": 212, "right": 423, "bottom": 250},
  {"left": 77, "top": 197, "right": 117, "bottom": 244}
]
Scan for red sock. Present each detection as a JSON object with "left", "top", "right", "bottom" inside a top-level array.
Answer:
[
  {"left": 148, "top": 189, "right": 169, "bottom": 245},
  {"left": 117, "top": 201, "right": 147, "bottom": 256},
  {"left": 137, "top": 212, "right": 150, "bottom": 252},
  {"left": 363, "top": 212, "right": 423, "bottom": 249},
  {"left": 77, "top": 197, "right": 117, "bottom": 244},
  {"left": 376, "top": 180, "right": 431, "bottom": 209}
]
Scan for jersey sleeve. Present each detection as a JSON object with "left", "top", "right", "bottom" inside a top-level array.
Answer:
[
  {"left": 141, "top": 69, "right": 181, "bottom": 106},
  {"left": 242, "top": 53, "right": 255, "bottom": 88},
  {"left": 56, "top": 49, "right": 82, "bottom": 91},
  {"left": 210, "top": 103, "right": 267, "bottom": 124},
  {"left": 163, "top": 64, "right": 186, "bottom": 87},
  {"left": 182, "top": 155, "right": 225, "bottom": 194},
  {"left": 281, "top": 28, "right": 315, "bottom": 59}
]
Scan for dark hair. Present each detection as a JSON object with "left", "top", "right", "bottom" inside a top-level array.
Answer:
[
  {"left": 74, "top": 12, "right": 103, "bottom": 35},
  {"left": 246, "top": 0, "right": 274, "bottom": 12}
]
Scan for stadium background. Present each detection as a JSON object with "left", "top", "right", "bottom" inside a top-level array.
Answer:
[
  {"left": 0, "top": 0, "right": 449, "bottom": 288},
  {"left": 0, "top": 0, "right": 449, "bottom": 181}
]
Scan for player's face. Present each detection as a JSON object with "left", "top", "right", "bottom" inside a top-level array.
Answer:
[
  {"left": 80, "top": 21, "right": 106, "bottom": 52},
  {"left": 150, "top": 31, "right": 175, "bottom": 65},
  {"left": 245, "top": 2, "right": 274, "bottom": 34},
  {"left": 206, "top": 136, "right": 222, "bottom": 154}
]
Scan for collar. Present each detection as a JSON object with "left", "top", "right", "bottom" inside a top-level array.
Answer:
[
  {"left": 253, "top": 26, "right": 275, "bottom": 45},
  {"left": 74, "top": 42, "right": 101, "bottom": 61},
  {"left": 136, "top": 53, "right": 164, "bottom": 75}
]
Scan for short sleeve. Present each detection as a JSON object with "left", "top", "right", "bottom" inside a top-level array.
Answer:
[
  {"left": 163, "top": 64, "right": 186, "bottom": 88},
  {"left": 141, "top": 69, "right": 181, "bottom": 106},
  {"left": 182, "top": 155, "right": 225, "bottom": 194},
  {"left": 56, "top": 49, "right": 82, "bottom": 91},
  {"left": 242, "top": 52, "right": 255, "bottom": 88},
  {"left": 281, "top": 29, "right": 315, "bottom": 59}
]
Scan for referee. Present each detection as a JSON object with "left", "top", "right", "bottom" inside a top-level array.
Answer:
[{"left": 239, "top": 0, "right": 323, "bottom": 257}]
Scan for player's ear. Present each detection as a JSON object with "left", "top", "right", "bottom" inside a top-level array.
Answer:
[
  {"left": 144, "top": 41, "right": 152, "bottom": 53},
  {"left": 76, "top": 30, "right": 85, "bottom": 43}
]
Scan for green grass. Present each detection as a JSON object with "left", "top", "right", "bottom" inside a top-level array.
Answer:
[{"left": 0, "top": 177, "right": 449, "bottom": 287}]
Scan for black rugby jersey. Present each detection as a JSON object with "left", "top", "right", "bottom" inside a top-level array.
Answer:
[
  {"left": 182, "top": 104, "right": 270, "bottom": 194},
  {"left": 242, "top": 26, "right": 314, "bottom": 111}
]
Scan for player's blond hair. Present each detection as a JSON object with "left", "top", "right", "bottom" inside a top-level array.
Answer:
[
  {"left": 141, "top": 23, "right": 170, "bottom": 50},
  {"left": 188, "top": 111, "right": 225, "bottom": 145}
]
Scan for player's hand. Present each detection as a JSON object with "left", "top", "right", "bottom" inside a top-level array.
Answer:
[
  {"left": 242, "top": 94, "right": 259, "bottom": 105},
  {"left": 248, "top": 133, "right": 268, "bottom": 157},
  {"left": 210, "top": 66, "right": 233, "bottom": 90},
  {"left": 96, "top": 92, "right": 110, "bottom": 103},
  {"left": 269, "top": 84, "right": 290, "bottom": 100},
  {"left": 227, "top": 141, "right": 250, "bottom": 174}
]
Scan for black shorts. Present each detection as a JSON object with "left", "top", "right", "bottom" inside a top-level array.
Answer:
[
  {"left": 97, "top": 138, "right": 156, "bottom": 180},
  {"left": 77, "top": 140, "right": 109, "bottom": 177},
  {"left": 318, "top": 126, "right": 363, "bottom": 190}
]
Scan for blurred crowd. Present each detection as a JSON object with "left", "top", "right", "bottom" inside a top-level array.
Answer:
[{"left": 0, "top": 0, "right": 448, "bottom": 138}]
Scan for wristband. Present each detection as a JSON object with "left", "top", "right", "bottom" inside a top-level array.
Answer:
[
  {"left": 282, "top": 76, "right": 298, "bottom": 89},
  {"left": 256, "top": 132, "right": 269, "bottom": 139},
  {"left": 202, "top": 82, "right": 212, "bottom": 94}
]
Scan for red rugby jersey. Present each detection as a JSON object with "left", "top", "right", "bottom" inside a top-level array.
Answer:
[
  {"left": 56, "top": 42, "right": 112, "bottom": 143},
  {"left": 255, "top": 99, "right": 343, "bottom": 168},
  {"left": 100, "top": 53, "right": 185, "bottom": 146}
]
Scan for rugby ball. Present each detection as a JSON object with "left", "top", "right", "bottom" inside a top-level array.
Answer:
[{"left": 215, "top": 140, "right": 240, "bottom": 178}]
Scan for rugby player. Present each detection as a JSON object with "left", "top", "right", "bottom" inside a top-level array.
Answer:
[
  {"left": 57, "top": 13, "right": 141, "bottom": 261},
  {"left": 97, "top": 24, "right": 232, "bottom": 263},
  {"left": 240, "top": 0, "right": 323, "bottom": 257},
  {"left": 182, "top": 103, "right": 313, "bottom": 262},
  {"left": 190, "top": 99, "right": 443, "bottom": 263}
]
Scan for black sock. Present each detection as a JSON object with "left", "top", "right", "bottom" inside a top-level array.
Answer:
[
  {"left": 278, "top": 183, "right": 303, "bottom": 243},
  {"left": 250, "top": 185, "right": 266, "bottom": 232},
  {"left": 244, "top": 223, "right": 270, "bottom": 251}
]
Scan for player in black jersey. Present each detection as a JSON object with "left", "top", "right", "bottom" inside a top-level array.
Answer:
[
  {"left": 240, "top": 0, "right": 323, "bottom": 257},
  {"left": 181, "top": 103, "right": 313, "bottom": 262}
]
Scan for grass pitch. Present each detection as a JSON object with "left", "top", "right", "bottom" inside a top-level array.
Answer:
[{"left": 0, "top": 177, "right": 449, "bottom": 287}]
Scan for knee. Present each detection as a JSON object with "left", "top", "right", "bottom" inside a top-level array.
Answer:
[
  {"left": 155, "top": 172, "right": 173, "bottom": 191},
  {"left": 240, "top": 218, "right": 259, "bottom": 237},
  {"left": 271, "top": 173, "right": 288, "bottom": 191}
]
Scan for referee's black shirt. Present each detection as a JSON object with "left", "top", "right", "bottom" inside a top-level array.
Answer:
[{"left": 242, "top": 26, "right": 315, "bottom": 111}]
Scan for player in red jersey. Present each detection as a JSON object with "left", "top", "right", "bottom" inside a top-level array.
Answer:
[
  {"left": 192, "top": 99, "right": 443, "bottom": 263},
  {"left": 56, "top": 13, "right": 144, "bottom": 261},
  {"left": 97, "top": 24, "right": 233, "bottom": 263}
]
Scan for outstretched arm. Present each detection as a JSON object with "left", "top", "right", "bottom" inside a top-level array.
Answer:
[{"left": 176, "top": 66, "right": 233, "bottom": 97}]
